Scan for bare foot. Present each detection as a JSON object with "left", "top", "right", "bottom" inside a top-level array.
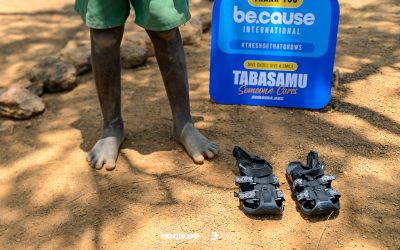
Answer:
[
  {"left": 87, "top": 126, "right": 124, "bottom": 171},
  {"left": 173, "top": 123, "right": 218, "bottom": 164}
]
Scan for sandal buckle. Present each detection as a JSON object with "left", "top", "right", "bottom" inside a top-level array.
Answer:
[
  {"left": 326, "top": 188, "right": 341, "bottom": 198},
  {"left": 272, "top": 175, "right": 279, "bottom": 186},
  {"left": 293, "top": 178, "right": 304, "bottom": 190},
  {"left": 319, "top": 175, "right": 336, "bottom": 185},
  {"left": 297, "top": 190, "right": 311, "bottom": 202},
  {"left": 275, "top": 189, "right": 285, "bottom": 200}
]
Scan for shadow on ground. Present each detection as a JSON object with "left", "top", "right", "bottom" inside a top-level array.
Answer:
[{"left": 0, "top": 0, "right": 399, "bottom": 249}]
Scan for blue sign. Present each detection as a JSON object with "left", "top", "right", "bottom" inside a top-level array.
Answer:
[{"left": 209, "top": 0, "right": 340, "bottom": 109}]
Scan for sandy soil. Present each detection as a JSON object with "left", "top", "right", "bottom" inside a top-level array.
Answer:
[{"left": 0, "top": 0, "right": 399, "bottom": 249}]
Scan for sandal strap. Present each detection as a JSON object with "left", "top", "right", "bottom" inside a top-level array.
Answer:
[
  {"left": 296, "top": 165, "right": 325, "bottom": 180},
  {"left": 307, "top": 150, "right": 320, "bottom": 169},
  {"left": 291, "top": 151, "right": 326, "bottom": 180},
  {"left": 235, "top": 185, "right": 284, "bottom": 202},
  {"left": 238, "top": 161, "right": 273, "bottom": 177},
  {"left": 292, "top": 175, "right": 336, "bottom": 190},
  {"left": 235, "top": 190, "right": 258, "bottom": 200},
  {"left": 235, "top": 175, "right": 279, "bottom": 186},
  {"left": 235, "top": 176, "right": 254, "bottom": 184},
  {"left": 233, "top": 146, "right": 273, "bottom": 177},
  {"left": 296, "top": 187, "right": 341, "bottom": 203}
]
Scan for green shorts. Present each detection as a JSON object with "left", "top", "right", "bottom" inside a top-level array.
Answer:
[{"left": 74, "top": 0, "right": 191, "bottom": 31}]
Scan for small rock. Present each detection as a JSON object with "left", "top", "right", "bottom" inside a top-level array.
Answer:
[
  {"left": 28, "top": 57, "right": 77, "bottom": 93},
  {"left": 59, "top": 40, "right": 92, "bottom": 75},
  {"left": 120, "top": 40, "right": 148, "bottom": 68},
  {"left": 180, "top": 17, "right": 203, "bottom": 45},
  {"left": 0, "top": 85, "right": 45, "bottom": 119}
]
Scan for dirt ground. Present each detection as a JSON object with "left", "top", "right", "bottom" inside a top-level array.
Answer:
[{"left": 0, "top": 0, "right": 399, "bottom": 249}]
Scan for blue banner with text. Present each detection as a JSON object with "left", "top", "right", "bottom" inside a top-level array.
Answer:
[{"left": 209, "top": 0, "right": 340, "bottom": 109}]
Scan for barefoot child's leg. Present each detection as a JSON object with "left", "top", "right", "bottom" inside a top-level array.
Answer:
[
  {"left": 147, "top": 29, "right": 219, "bottom": 163},
  {"left": 88, "top": 26, "right": 125, "bottom": 170},
  {"left": 74, "top": 0, "right": 131, "bottom": 170}
]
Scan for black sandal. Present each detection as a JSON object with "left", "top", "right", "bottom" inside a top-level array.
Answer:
[
  {"left": 233, "top": 146, "right": 284, "bottom": 215},
  {"left": 286, "top": 151, "right": 341, "bottom": 215}
]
